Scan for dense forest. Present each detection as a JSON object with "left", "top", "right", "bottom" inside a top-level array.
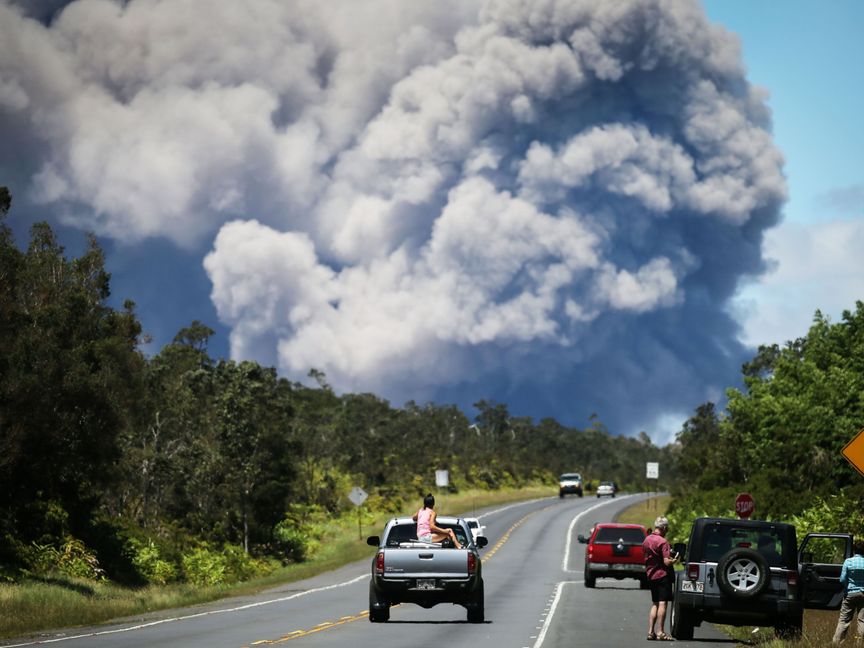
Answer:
[{"left": 2, "top": 186, "right": 862, "bottom": 587}]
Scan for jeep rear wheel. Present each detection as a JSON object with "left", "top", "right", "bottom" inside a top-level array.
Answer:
[
  {"left": 670, "top": 594, "right": 694, "bottom": 640},
  {"left": 716, "top": 548, "right": 769, "bottom": 599}
]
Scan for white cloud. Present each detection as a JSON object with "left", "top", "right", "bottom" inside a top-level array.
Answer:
[{"left": 733, "top": 218, "right": 864, "bottom": 348}]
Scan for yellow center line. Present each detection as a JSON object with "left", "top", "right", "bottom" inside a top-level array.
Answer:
[{"left": 243, "top": 503, "right": 556, "bottom": 646}]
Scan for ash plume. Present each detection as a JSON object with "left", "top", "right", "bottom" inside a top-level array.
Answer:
[{"left": 0, "top": 0, "right": 786, "bottom": 440}]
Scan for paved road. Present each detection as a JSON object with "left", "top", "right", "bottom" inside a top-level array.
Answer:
[{"left": 2, "top": 494, "right": 735, "bottom": 648}]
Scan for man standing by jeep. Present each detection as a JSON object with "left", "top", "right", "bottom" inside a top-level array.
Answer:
[
  {"left": 833, "top": 538, "right": 864, "bottom": 645},
  {"left": 643, "top": 516, "right": 678, "bottom": 641}
]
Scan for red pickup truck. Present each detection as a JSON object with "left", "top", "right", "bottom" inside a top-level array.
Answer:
[{"left": 577, "top": 523, "right": 648, "bottom": 588}]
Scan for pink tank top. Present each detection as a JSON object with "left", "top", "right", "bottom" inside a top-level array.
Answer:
[{"left": 416, "top": 508, "right": 432, "bottom": 537}]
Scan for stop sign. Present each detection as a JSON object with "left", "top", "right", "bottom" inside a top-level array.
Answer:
[{"left": 735, "top": 492, "right": 755, "bottom": 518}]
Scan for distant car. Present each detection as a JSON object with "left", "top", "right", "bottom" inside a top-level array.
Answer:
[
  {"left": 559, "top": 472, "right": 583, "bottom": 498},
  {"left": 463, "top": 517, "right": 486, "bottom": 543},
  {"left": 596, "top": 482, "right": 616, "bottom": 498},
  {"left": 578, "top": 523, "right": 648, "bottom": 588}
]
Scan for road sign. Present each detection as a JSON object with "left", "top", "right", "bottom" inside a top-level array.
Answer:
[
  {"left": 348, "top": 486, "right": 368, "bottom": 507},
  {"left": 842, "top": 428, "right": 864, "bottom": 477},
  {"left": 646, "top": 462, "right": 659, "bottom": 479},
  {"left": 435, "top": 470, "right": 449, "bottom": 488},
  {"left": 735, "top": 492, "right": 755, "bottom": 518}
]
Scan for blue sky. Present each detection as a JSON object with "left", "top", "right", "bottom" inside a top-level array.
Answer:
[
  {"left": 2, "top": 0, "right": 862, "bottom": 443},
  {"left": 704, "top": 0, "right": 864, "bottom": 347}
]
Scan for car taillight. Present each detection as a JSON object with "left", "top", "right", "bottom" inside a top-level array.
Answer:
[
  {"left": 375, "top": 551, "right": 385, "bottom": 574},
  {"left": 687, "top": 563, "right": 700, "bottom": 580},
  {"left": 787, "top": 571, "right": 798, "bottom": 587},
  {"left": 588, "top": 544, "right": 594, "bottom": 559},
  {"left": 467, "top": 552, "right": 477, "bottom": 575}
]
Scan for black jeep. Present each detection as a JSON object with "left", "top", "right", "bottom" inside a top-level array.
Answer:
[{"left": 670, "top": 517, "right": 851, "bottom": 640}]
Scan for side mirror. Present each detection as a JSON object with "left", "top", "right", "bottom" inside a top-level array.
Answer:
[
  {"left": 673, "top": 542, "right": 687, "bottom": 558},
  {"left": 366, "top": 536, "right": 380, "bottom": 547},
  {"left": 476, "top": 536, "right": 488, "bottom": 548},
  {"left": 577, "top": 534, "right": 589, "bottom": 544}
]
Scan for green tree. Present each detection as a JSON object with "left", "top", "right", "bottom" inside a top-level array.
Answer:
[
  {"left": 724, "top": 305, "right": 864, "bottom": 495},
  {"left": 0, "top": 204, "right": 144, "bottom": 547}
]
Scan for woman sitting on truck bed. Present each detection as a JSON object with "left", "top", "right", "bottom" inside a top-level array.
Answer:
[{"left": 413, "top": 494, "right": 462, "bottom": 548}]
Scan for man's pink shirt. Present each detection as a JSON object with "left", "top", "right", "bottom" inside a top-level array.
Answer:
[{"left": 643, "top": 531, "right": 672, "bottom": 581}]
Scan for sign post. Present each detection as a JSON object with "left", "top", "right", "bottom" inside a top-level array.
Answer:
[
  {"left": 348, "top": 486, "right": 368, "bottom": 539},
  {"left": 842, "top": 428, "right": 864, "bottom": 476},
  {"left": 735, "top": 492, "right": 755, "bottom": 519},
  {"left": 646, "top": 462, "right": 659, "bottom": 510}
]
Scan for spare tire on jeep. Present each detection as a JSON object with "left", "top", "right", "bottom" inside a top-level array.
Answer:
[{"left": 716, "top": 548, "right": 769, "bottom": 599}]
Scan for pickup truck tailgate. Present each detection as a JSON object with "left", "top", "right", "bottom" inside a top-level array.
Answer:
[{"left": 383, "top": 549, "right": 468, "bottom": 579}]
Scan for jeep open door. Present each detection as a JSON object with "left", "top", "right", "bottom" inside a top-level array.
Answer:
[{"left": 798, "top": 533, "right": 853, "bottom": 609}]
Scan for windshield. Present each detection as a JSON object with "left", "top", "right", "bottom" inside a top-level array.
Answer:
[
  {"left": 595, "top": 527, "right": 645, "bottom": 544},
  {"left": 560, "top": 473, "right": 581, "bottom": 481},
  {"left": 702, "top": 525, "right": 789, "bottom": 566}
]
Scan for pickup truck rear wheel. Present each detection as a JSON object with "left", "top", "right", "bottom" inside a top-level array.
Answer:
[
  {"left": 368, "top": 581, "right": 390, "bottom": 622},
  {"left": 584, "top": 568, "right": 596, "bottom": 588},
  {"left": 466, "top": 581, "right": 484, "bottom": 623}
]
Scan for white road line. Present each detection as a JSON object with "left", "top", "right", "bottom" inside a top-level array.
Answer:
[
  {"left": 561, "top": 494, "right": 636, "bottom": 573},
  {"left": 532, "top": 580, "right": 578, "bottom": 648},
  {"left": 3, "top": 574, "right": 368, "bottom": 647}
]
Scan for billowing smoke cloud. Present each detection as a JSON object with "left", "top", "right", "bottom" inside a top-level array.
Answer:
[{"left": 0, "top": 0, "right": 786, "bottom": 440}]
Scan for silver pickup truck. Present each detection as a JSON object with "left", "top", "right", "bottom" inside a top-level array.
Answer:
[{"left": 365, "top": 516, "right": 488, "bottom": 622}]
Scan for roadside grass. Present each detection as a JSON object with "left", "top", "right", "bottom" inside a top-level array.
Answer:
[
  {"left": 0, "top": 485, "right": 550, "bottom": 639},
  {"left": 614, "top": 494, "right": 671, "bottom": 527},
  {"left": 720, "top": 609, "right": 840, "bottom": 647}
]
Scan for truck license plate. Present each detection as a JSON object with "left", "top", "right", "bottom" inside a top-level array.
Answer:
[
  {"left": 681, "top": 580, "right": 704, "bottom": 593},
  {"left": 416, "top": 579, "right": 437, "bottom": 590}
]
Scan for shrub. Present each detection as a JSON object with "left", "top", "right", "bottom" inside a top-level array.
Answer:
[
  {"left": 129, "top": 539, "right": 178, "bottom": 585},
  {"left": 272, "top": 523, "right": 313, "bottom": 563},
  {"left": 25, "top": 537, "right": 105, "bottom": 581},
  {"left": 181, "top": 544, "right": 273, "bottom": 586},
  {"left": 182, "top": 546, "right": 229, "bottom": 586},
  {"left": 790, "top": 487, "right": 864, "bottom": 538}
]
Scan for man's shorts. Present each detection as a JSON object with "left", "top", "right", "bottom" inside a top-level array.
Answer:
[{"left": 648, "top": 575, "right": 673, "bottom": 603}]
